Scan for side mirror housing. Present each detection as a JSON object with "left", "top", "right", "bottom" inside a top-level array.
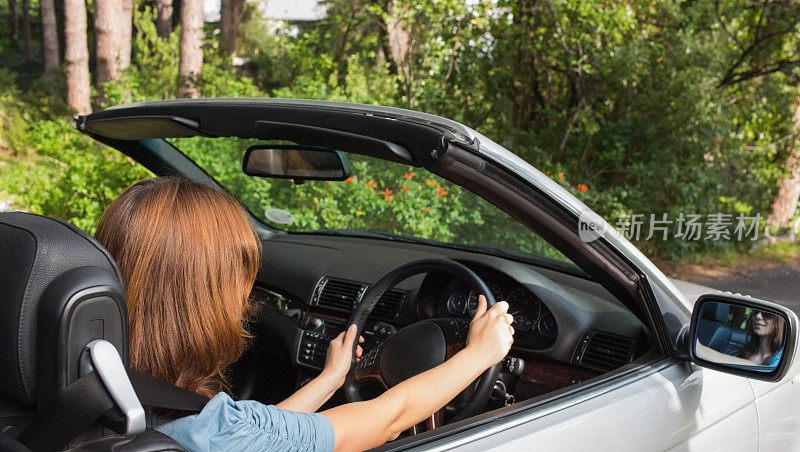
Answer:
[{"left": 686, "top": 293, "right": 798, "bottom": 382}]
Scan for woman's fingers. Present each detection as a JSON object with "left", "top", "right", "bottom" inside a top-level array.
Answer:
[
  {"left": 356, "top": 345, "right": 363, "bottom": 357},
  {"left": 475, "top": 294, "right": 488, "bottom": 318},
  {"left": 359, "top": 335, "right": 365, "bottom": 343},
  {"left": 343, "top": 324, "right": 358, "bottom": 347},
  {"left": 490, "top": 301, "right": 509, "bottom": 316}
]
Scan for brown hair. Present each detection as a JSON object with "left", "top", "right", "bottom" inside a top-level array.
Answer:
[
  {"left": 739, "top": 311, "right": 785, "bottom": 363},
  {"left": 95, "top": 177, "right": 260, "bottom": 398}
]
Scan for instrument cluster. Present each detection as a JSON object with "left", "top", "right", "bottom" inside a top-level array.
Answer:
[{"left": 439, "top": 279, "right": 557, "bottom": 348}]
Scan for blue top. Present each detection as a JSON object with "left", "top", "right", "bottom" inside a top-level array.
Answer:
[
  {"left": 768, "top": 349, "right": 783, "bottom": 367},
  {"left": 154, "top": 392, "right": 335, "bottom": 452}
]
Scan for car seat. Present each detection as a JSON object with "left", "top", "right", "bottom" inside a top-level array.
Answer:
[{"left": 0, "top": 212, "right": 202, "bottom": 451}]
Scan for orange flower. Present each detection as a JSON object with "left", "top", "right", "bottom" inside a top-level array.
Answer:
[
  {"left": 558, "top": 172, "right": 564, "bottom": 181},
  {"left": 546, "top": 170, "right": 550, "bottom": 175},
  {"left": 385, "top": 196, "right": 393, "bottom": 202},
  {"left": 577, "top": 184, "right": 588, "bottom": 192},
  {"left": 400, "top": 186, "right": 409, "bottom": 192},
  {"left": 423, "top": 207, "right": 429, "bottom": 212},
  {"left": 404, "top": 172, "right": 414, "bottom": 180},
  {"left": 380, "top": 189, "right": 393, "bottom": 196},
  {"left": 425, "top": 178, "right": 436, "bottom": 187},
  {"left": 440, "top": 191, "right": 448, "bottom": 196},
  {"left": 346, "top": 177, "right": 354, "bottom": 184},
  {"left": 367, "top": 181, "right": 377, "bottom": 188}
]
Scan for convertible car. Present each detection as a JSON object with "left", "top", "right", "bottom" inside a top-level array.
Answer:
[{"left": 1, "top": 98, "right": 798, "bottom": 451}]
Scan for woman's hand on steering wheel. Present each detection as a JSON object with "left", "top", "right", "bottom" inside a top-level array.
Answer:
[
  {"left": 322, "top": 324, "right": 365, "bottom": 388},
  {"left": 465, "top": 295, "right": 515, "bottom": 369}
]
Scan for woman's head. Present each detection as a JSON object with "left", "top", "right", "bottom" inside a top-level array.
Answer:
[
  {"left": 95, "top": 177, "right": 261, "bottom": 398},
  {"left": 741, "top": 309, "right": 784, "bottom": 361},
  {"left": 751, "top": 310, "right": 779, "bottom": 337}
]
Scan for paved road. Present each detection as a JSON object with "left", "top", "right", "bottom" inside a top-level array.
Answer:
[{"left": 687, "top": 265, "right": 800, "bottom": 316}]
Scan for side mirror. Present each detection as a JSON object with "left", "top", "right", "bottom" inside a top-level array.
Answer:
[
  {"left": 687, "top": 293, "right": 798, "bottom": 382},
  {"left": 243, "top": 145, "right": 351, "bottom": 181}
]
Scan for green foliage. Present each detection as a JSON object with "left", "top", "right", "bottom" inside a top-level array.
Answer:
[
  {"left": 171, "top": 136, "right": 565, "bottom": 259},
  {"left": 2, "top": 0, "right": 799, "bottom": 259}
]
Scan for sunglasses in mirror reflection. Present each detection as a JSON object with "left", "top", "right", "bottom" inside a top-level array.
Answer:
[{"left": 694, "top": 301, "right": 786, "bottom": 371}]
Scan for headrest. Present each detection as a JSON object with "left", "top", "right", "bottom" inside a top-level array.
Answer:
[
  {"left": 701, "top": 301, "right": 730, "bottom": 324},
  {"left": 0, "top": 212, "right": 123, "bottom": 405}
]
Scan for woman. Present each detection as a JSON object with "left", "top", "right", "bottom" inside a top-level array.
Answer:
[
  {"left": 95, "top": 177, "right": 514, "bottom": 452},
  {"left": 739, "top": 310, "right": 784, "bottom": 367}
]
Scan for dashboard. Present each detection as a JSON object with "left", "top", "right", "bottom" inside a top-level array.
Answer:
[{"left": 248, "top": 233, "right": 649, "bottom": 380}]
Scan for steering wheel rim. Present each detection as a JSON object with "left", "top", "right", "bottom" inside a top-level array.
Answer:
[{"left": 344, "top": 258, "right": 501, "bottom": 424}]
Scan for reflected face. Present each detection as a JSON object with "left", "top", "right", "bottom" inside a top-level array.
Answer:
[{"left": 752, "top": 311, "right": 777, "bottom": 336}]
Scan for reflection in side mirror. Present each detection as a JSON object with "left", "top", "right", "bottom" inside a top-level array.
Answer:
[
  {"left": 694, "top": 303, "right": 785, "bottom": 371},
  {"left": 689, "top": 294, "right": 797, "bottom": 382},
  {"left": 243, "top": 145, "right": 351, "bottom": 181}
]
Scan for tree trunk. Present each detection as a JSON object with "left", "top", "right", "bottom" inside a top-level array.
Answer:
[
  {"left": 21, "top": 0, "right": 32, "bottom": 62},
  {"left": 768, "top": 156, "right": 800, "bottom": 229},
  {"left": 768, "top": 94, "right": 800, "bottom": 230},
  {"left": 385, "top": 0, "right": 409, "bottom": 70},
  {"left": 40, "top": 0, "right": 60, "bottom": 70},
  {"left": 383, "top": 0, "right": 412, "bottom": 103},
  {"left": 118, "top": 0, "right": 133, "bottom": 70},
  {"left": 8, "top": 0, "right": 19, "bottom": 49},
  {"left": 64, "top": 0, "right": 91, "bottom": 114},
  {"left": 156, "top": 0, "right": 173, "bottom": 38},
  {"left": 94, "top": 0, "right": 121, "bottom": 105},
  {"left": 177, "top": 0, "right": 203, "bottom": 98},
  {"left": 220, "top": 0, "right": 245, "bottom": 54}
]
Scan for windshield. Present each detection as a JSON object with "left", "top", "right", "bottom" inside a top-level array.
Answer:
[{"left": 169, "top": 137, "right": 568, "bottom": 263}]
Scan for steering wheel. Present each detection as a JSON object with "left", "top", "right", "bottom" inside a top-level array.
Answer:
[{"left": 343, "top": 258, "right": 501, "bottom": 426}]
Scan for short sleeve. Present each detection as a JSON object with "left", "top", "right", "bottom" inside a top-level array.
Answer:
[{"left": 156, "top": 392, "right": 335, "bottom": 452}]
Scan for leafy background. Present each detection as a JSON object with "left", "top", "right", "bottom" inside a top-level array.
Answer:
[{"left": 1, "top": 0, "right": 799, "bottom": 262}]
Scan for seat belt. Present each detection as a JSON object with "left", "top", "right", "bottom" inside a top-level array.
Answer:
[{"left": 16, "top": 370, "right": 208, "bottom": 452}]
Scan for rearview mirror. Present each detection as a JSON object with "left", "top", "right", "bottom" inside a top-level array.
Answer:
[
  {"left": 243, "top": 145, "right": 351, "bottom": 181},
  {"left": 688, "top": 293, "right": 797, "bottom": 382}
]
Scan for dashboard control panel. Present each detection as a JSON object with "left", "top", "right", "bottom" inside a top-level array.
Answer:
[
  {"left": 299, "top": 329, "right": 335, "bottom": 368},
  {"left": 297, "top": 315, "right": 397, "bottom": 369}
]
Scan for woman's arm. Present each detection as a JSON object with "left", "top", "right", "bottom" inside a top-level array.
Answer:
[
  {"left": 322, "top": 295, "right": 514, "bottom": 452},
  {"left": 276, "top": 326, "right": 364, "bottom": 413}
]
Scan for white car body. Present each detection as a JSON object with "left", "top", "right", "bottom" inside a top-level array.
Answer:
[
  {"left": 75, "top": 99, "right": 800, "bottom": 451},
  {"left": 410, "top": 130, "right": 800, "bottom": 451}
]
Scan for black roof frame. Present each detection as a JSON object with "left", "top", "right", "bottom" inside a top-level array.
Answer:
[{"left": 75, "top": 98, "right": 651, "bottom": 326}]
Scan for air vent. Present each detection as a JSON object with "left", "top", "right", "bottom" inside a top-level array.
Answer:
[
  {"left": 315, "top": 278, "right": 364, "bottom": 313},
  {"left": 372, "top": 288, "right": 405, "bottom": 321},
  {"left": 575, "top": 330, "right": 635, "bottom": 372},
  {"left": 313, "top": 277, "right": 405, "bottom": 322}
]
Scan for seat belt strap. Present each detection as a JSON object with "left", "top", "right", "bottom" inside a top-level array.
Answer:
[
  {"left": 17, "top": 371, "right": 115, "bottom": 452},
  {"left": 17, "top": 370, "right": 209, "bottom": 451},
  {"left": 127, "top": 370, "right": 208, "bottom": 412}
]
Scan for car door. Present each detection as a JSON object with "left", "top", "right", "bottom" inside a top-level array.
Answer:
[
  {"left": 749, "top": 360, "right": 800, "bottom": 450},
  {"left": 418, "top": 360, "right": 758, "bottom": 451}
]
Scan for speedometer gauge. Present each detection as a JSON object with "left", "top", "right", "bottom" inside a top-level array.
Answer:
[
  {"left": 446, "top": 291, "right": 468, "bottom": 316},
  {"left": 506, "top": 288, "right": 541, "bottom": 332},
  {"left": 537, "top": 312, "right": 557, "bottom": 337},
  {"left": 467, "top": 281, "right": 504, "bottom": 317}
]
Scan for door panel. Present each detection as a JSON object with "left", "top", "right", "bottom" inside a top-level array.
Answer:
[
  {"left": 749, "top": 349, "right": 800, "bottom": 451},
  {"left": 441, "top": 362, "right": 757, "bottom": 451}
]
